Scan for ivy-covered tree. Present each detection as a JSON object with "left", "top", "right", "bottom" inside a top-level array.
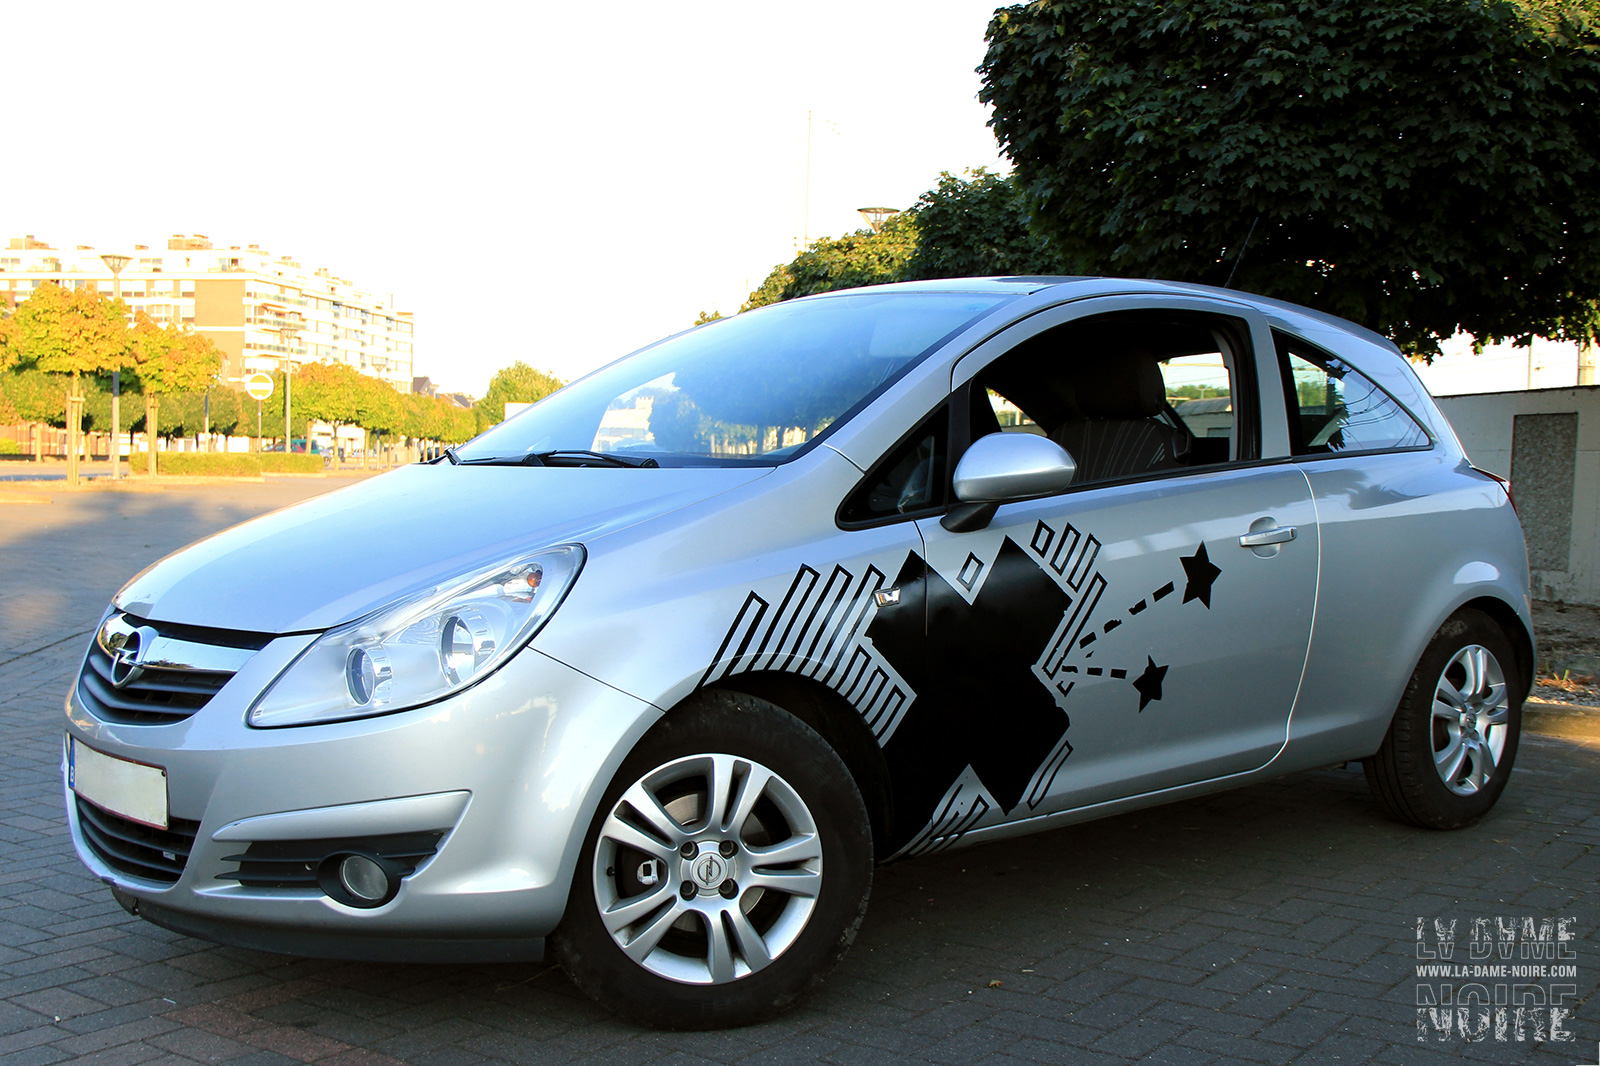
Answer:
[
  {"left": 128, "top": 312, "right": 224, "bottom": 474},
  {"left": 979, "top": 0, "right": 1600, "bottom": 356}
]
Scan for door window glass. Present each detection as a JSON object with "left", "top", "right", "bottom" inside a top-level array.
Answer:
[
  {"left": 973, "top": 311, "right": 1251, "bottom": 486},
  {"left": 1278, "top": 336, "right": 1430, "bottom": 455}
]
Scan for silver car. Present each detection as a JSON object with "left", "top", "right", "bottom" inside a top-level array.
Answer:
[{"left": 63, "top": 278, "right": 1532, "bottom": 1028}]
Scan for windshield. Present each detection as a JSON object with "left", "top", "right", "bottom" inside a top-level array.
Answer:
[{"left": 452, "top": 291, "right": 1013, "bottom": 467}]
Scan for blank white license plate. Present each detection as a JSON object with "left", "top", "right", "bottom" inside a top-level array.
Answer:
[{"left": 68, "top": 737, "right": 169, "bottom": 830}]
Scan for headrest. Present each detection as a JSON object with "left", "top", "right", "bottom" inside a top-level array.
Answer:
[{"left": 1074, "top": 354, "right": 1166, "bottom": 420}]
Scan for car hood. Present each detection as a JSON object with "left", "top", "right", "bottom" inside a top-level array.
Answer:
[{"left": 115, "top": 464, "right": 772, "bottom": 633}]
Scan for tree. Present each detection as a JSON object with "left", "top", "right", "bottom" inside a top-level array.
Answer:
[
  {"left": 128, "top": 312, "right": 224, "bottom": 474},
  {"left": 356, "top": 374, "right": 404, "bottom": 467},
  {"left": 901, "top": 170, "right": 1066, "bottom": 281},
  {"left": 0, "top": 282, "right": 132, "bottom": 479},
  {"left": 474, "top": 361, "right": 563, "bottom": 429},
  {"left": 294, "top": 361, "right": 368, "bottom": 458},
  {"left": 980, "top": 0, "right": 1600, "bottom": 357},
  {"left": 0, "top": 367, "right": 69, "bottom": 424},
  {"left": 743, "top": 212, "right": 920, "bottom": 310}
]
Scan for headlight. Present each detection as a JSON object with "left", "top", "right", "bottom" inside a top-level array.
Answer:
[{"left": 248, "top": 545, "right": 583, "bottom": 728}]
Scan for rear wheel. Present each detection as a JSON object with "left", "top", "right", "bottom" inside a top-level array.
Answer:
[
  {"left": 552, "top": 690, "right": 872, "bottom": 1029},
  {"left": 1364, "top": 609, "right": 1522, "bottom": 829}
]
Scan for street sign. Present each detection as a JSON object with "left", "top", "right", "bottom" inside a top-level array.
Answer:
[{"left": 245, "top": 373, "right": 274, "bottom": 401}]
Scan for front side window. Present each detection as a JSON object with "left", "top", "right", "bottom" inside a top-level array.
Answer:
[
  {"left": 454, "top": 292, "right": 1011, "bottom": 468},
  {"left": 973, "top": 310, "right": 1253, "bottom": 486},
  {"left": 1277, "top": 335, "right": 1430, "bottom": 455}
]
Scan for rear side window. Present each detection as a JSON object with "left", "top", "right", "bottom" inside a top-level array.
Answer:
[{"left": 1277, "top": 334, "right": 1430, "bottom": 455}]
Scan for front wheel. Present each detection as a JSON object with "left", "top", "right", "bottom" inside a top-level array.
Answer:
[
  {"left": 552, "top": 690, "right": 872, "bottom": 1029},
  {"left": 1364, "top": 608, "right": 1522, "bottom": 829}
]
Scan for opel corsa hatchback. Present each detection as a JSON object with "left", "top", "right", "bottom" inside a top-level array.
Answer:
[{"left": 64, "top": 278, "right": 1532, "bottom": 1028}]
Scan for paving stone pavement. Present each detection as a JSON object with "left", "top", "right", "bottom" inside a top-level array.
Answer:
[{"left": 1, "top": 479, "right": 1597, "bottom": 1066}]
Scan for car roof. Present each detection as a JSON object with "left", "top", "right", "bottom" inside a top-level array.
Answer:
[{"left": 807, "top": 276, "right": 1402, "bottom": 356}]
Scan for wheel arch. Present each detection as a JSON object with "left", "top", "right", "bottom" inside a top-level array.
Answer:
[
  {"left": 700, "top": 672, "right": 895, "bottom": 863},
  {"left": 1459, "top": 595, "right": 1536, "bottom": 696}
]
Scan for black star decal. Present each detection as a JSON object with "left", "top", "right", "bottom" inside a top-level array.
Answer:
[
  {"left": 1132, "top": 657, "right": 1168, "bottom": 711},
  {"left": 1181, "top": 542, "right": 1221, "bottom": 608}
]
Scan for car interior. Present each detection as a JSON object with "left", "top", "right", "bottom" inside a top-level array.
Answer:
[{"left": 840, "top": 311, "right": 1251, "bottom": 525}]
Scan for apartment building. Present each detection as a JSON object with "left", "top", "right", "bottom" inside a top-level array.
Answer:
[{"left": 0, "top": 234, "right": 415, "bottom": 393}]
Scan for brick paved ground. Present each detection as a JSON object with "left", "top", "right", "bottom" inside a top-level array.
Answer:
[{"left": 2, "top": 479, "right": 1596, "bottom": 1065}]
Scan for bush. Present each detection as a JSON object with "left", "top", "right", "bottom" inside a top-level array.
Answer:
[
  {"left": 156, "top": 453, "right": 263, "bottom": 477},
  {"left": 260, "top": 454, "right": 323, "bottom": 474},
  {"left": 0, "top": 439, "right": 22, "bottom": 455}
]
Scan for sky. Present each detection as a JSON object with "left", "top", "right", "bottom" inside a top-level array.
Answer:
[{"left": 5, "top": 1, "right": 1011, "bottom": 396}]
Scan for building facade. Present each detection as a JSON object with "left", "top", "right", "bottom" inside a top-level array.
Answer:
[{"left": 0, "top": 234, "right": 415, "bottom": 393}]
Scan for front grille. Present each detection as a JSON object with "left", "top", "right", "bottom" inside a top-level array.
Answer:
[
  {"left": 77, "top": 615, "right": 267, "bottom": 725},
  {"left": 216, "top": 832, "right": 446, "bottom": 889},
  {"left": 76, "top": 797, "right": 200, "bottom": 884}
]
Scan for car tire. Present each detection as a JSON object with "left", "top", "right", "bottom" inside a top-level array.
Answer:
[
  {"left": 551, "top": 689, "right": 873, "bottom": 1029},
  {"left": 1364, "top": 608, "right": 1522, "bottom": 829}
]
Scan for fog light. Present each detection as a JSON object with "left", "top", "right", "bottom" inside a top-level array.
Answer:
[
  {"left": 317, "top": 852, "right": 401, "bottom": 908},
  {"left": 339, "top": 855, "right": 390, "bottom": 902}
]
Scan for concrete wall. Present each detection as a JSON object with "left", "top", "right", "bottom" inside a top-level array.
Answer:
[{"left": 1436, "top": 386, "right": 1600, "bottom": 606}]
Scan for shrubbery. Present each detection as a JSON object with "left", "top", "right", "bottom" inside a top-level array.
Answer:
[
  {"left": 156, "top": 453, "right": 263, "bottom": 477},
  {"left": 259, "top": 454, "right": 323, "bottom": 474}
]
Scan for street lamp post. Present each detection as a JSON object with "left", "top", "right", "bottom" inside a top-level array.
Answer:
[
  {"left": 100, "top": 253, "right": 131, "bottom": 480},
  {"left": 277, "top": 320, "right": 304, "bottom": 454}
]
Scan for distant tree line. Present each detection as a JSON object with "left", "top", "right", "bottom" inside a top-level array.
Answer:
[{"left": 0, "top": 280, "right": 497, "bottom": 466}]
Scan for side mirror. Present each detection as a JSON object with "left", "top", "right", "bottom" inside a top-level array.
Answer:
[
  {"left": 943, "top": 432, "right": 1077, "bottom": 532},
  {"left": 951, "top": 431, "right": 1076, "bottom": 503}
]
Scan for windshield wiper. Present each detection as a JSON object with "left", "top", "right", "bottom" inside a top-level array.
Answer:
[{"left": 455, "top": 450, "right": 659, "bottom": 468}]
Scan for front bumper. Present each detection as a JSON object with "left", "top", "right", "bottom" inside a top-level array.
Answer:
[{"left": 64, "top": 638, "right": 659, "bottom": 962}]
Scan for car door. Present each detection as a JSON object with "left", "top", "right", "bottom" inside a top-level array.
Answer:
[{"left": 874, "top": 295, "right": 1319, "bottom": 856}]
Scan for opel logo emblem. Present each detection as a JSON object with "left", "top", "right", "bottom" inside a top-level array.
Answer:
[
  {"left": 105, "top": 623, "right": 157, "bottom": 688},
  {"left": 694, "top": 854, "right": 724, "bottom": 887}
]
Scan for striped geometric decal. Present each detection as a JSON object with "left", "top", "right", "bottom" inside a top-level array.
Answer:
[
  {"left": 700, "top": 562, "right": 915, "bottom": 743},
  {"left": 900, "top": 773, "right": 991, "bottom": 858}
]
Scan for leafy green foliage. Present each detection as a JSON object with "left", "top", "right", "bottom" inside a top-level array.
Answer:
[
  {"left": 127, "top": 312, "right": 224, "bottom": 469},
  {"left": 743, "top": 213, "right": 921, "bottom": 310},
  {"left": 739, "top": 170, "right": 1077, "bottom": 312},
  {"left": 149, "top": 388, "right": 247, "bottom": 439},
  {"left": 902, "top": 170, "right": 1066, "bottom": 280},
  {"left": 156, "top": 453, "right": 263, "bottom": 477},
  {"left": 979, "top": 0, "right": 1600, "bottom": 356},
  {"left": 294, "top": 361, "right": 370, "bottom": 436},
  {"left": 260, "top": 454, "right": 323, "bottom": 474},
  {"left": 128, "top": 313, "right": 222, "bottom": 396},
  {"left": 0, "top": 282, "right": 131, "bottom": 379},
  {"left": 0, "top": 367, "right": 70, "bottom": 424},
  {"left": 474, "top": 361, "right": 563, "bottom": 429}
]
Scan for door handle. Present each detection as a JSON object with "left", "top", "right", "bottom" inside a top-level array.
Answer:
[{"left": 1238, "top": 525, "right": 1297, "bottom": 548}]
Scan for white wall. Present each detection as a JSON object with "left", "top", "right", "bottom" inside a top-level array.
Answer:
[{"left": 1436, "top": 386, "right": 1600, "bottom": 606}]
